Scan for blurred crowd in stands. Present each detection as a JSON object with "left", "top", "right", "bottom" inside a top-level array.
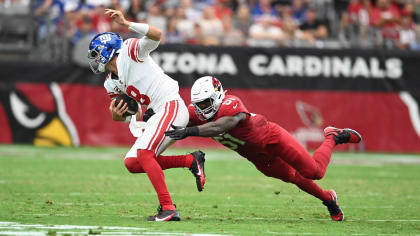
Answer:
[{"left": 1, "top": 0, "right": 420, "bottom": 51}]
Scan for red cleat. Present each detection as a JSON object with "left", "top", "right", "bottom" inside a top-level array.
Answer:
[
  {"left": 323, "top": 190, "right": 344, "bottom": 222},
  {"left": 324, "top": 126, "right": 362, "bottom": 144}
]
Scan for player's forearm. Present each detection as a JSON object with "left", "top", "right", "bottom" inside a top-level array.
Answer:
[
  {"left": 128, "top": 22, "right": 162, "bottom": 41},
  {"left": 177, "top": 122, "right": 226, "bottom": 138},
  {"left": 197, "top": 123, "right": 227, "bottom": 137},
  {"left": 197, "top": 119, "right": 238, "bottom": 137}
]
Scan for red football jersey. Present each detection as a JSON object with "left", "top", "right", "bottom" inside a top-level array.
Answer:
[{"left": 188, "top": 95, "right": 270, "bottom": 157}]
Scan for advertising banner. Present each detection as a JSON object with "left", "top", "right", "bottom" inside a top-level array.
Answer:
[{"left": 1, "top": 46, "right": 419, "bottom": 152}]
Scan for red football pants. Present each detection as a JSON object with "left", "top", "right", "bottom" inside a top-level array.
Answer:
[
  {"left": 248, "top": 123, "right": 336, "bottom": 202},
  {"left": 251, "top": 156, "right": 332, "bottom": 202},
  {"left": 265, "top": 122, "right": 336, "bottom": 180}
]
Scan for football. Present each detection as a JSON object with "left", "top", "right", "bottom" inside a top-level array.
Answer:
[{"left": 114, "top": 94, "right": 139, "bottom": 117}]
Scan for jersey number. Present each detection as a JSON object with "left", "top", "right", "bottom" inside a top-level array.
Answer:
[
  {"left": 223, "top": 98, "right": 236, "bottom": 105},
  {"left": 213, "top": 133, "right": 245, "bottom": 151},
  {"left": 126, "top": 85, "right": 150, "bottom": 106}
]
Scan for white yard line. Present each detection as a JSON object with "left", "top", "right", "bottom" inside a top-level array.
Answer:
[{"left": 0, "top": 222, "right": 230, "bottom": 236}]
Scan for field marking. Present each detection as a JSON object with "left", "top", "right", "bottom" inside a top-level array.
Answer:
[
  {"left": 0, "top": 221, "right": 230, "bottom": 236},
  {"left": 266, "top": 232, "right": 369, "bottom": 235}
]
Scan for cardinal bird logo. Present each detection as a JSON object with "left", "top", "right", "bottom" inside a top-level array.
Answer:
[
  {"left": 296, "top": 101, "right": 323, "bottom": 128},
  {"left": 291, "top": 101, "right": 324, "bottom": 148},
  {"left": 212, "top": 77, "right": 221, "bottom": 92},
  {"left": 0, "top": 82, "right": 79, "bottom": 147}
]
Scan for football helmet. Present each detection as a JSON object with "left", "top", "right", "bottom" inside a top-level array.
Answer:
[
  {"left": 191, "top": 76, "right": 226, "bottom": 120},
  {"left": 87, "top": 32, "right": 123, "bottom": 74}
]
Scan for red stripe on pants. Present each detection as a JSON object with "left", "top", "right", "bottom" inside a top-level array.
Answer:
[
  {"left": 148, "top": 101, "right": 176, "bottom": 151},
  {"left": 155, "top": 100, "right": 179, "bottom": 153},
  {"left": 146, "top": 102, "right": 170, "bottom": 150}
]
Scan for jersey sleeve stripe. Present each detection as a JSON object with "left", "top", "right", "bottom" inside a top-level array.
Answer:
[
  {"left": 129, "top": 38, "right": 140, "bottom": 62},
  {"left": 127, "top": 39, "right": 132, "bottom": 58},
  {"left": 134, "top": 39, "right": 142, "bottom": 62}
]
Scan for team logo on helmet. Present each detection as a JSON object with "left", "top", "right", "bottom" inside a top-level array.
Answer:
[{"left": 212, "top": 77, "right": 221, "bottom": 92}]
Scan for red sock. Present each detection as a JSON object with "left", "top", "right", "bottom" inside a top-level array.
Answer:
[
  {"left": 125, "top": 154, "right": 194, "bottom": 173},
  {"left": 137, "top": 149, "right": 175, "bottom": 210},
  {"left": 291, "top": 173, "right": 332, "bottom": 202},
  {"left": 312, "top": 136, "right": 336, "bottom": 179},
  {"left": 157, "top": 154, "right": 194, "bottom": 170}
]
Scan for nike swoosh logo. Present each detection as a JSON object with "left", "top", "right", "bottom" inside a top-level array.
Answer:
[
  {"left": 155, "top": 213, "right": 175, "bottom": 222},
  {"left": 233, "top": 104, "right": 238, "bottom": 109},
  {"left": 196, "top": 161, "right": 202, "bottom": 176}
]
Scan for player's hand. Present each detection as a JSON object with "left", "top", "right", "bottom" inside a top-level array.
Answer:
[
  {"left": 104, "top": 9, "right": 130, "bottom": 27},
  {"left": 164, "top": 125, "right": 188, "bottom": 140},
  {"left": 110, "top": 99, "right": 128, "bottom": 118}
]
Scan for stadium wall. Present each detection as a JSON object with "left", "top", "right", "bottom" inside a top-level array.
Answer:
[{"left": 1, "top": 45, "right": 420, "bottom": 152}]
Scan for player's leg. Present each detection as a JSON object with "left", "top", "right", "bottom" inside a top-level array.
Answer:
[
  {"left": 290, "top": 172, "right": 344, "bottom": 221},
  {"left": 251, "top": 157, "right": 332, "bottom": 202},
  {"left": 266, "top": 123, "right": 361, "bottom": 180},
  {"left": 154, "top": 100, "right": 206, "bottom": 192},
  {"left": 124, "top": 100, "right": 205, "bottom": 191},
  {"left": 265, "top": 123, "right": 333, "bottom": 180},
  {"left": 124, "top": 153, "right": 194, "bottom": 173},
  {"left": 251, "top": 157, "right": 344, "bottom": 221},
  {"left": 132, "top": 100, "right": 183, "bottom": 221}
]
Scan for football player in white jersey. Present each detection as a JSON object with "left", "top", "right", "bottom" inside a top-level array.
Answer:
[{"left": 87, "top": 9, "right": 206, "bottom": 222}]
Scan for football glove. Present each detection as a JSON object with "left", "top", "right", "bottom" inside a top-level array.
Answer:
[{"left": 164, "top": 125, "right": 199, "bottom": 140}]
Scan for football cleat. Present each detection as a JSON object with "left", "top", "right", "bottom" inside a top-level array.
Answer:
[
  {"left": 324, "top": 126, "right": 362, "bottom": 144},
  {"left": 323, "top": 190, "right": 344, "bottom": 221},
  {"left": 147, "top": 205, "right": 180, "bottom": 222},
  {"left": 189, "top": 151, "right": 206, "bottom": 192}
]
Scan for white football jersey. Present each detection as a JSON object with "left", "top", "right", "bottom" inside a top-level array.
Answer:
[{"left": 104, "top": 36, "right": 179, "bottom": 111}]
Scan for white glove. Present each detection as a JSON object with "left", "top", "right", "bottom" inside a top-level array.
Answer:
[{"left": 129, "top": 115, "right": 147, "bottom": 138}]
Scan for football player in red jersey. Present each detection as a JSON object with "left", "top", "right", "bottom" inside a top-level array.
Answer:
[{"left": 165, "top": 76, "right": 362, "bottom": 222}]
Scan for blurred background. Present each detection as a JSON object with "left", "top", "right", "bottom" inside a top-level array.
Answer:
[{"left": 0, "top": 0, "right": 420, "bottom": 153}]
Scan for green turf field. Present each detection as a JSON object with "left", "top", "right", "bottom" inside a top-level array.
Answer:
[{"left": 0, "top": 145, "right": 420, "bottom": 235}]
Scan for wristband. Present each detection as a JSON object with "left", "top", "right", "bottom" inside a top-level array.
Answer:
[
  {"left": 186, "top": 126, "right": 199, "bottom": 136},
  {"left": 128, "top": 22, "right": 150, "bottom": 35}
]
